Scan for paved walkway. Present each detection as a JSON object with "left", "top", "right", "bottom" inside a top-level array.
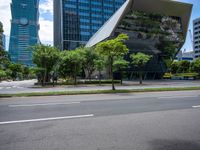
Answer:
[{"left": 0, "top": 79, "right": 200, "bottom": 94}]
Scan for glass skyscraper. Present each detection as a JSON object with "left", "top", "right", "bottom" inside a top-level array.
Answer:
[
  {"left": 54, "top": 0, "right": 126, "bottom": 50},
  {"left": 9, "top": 0, "right": 39, "bottom": 66}
]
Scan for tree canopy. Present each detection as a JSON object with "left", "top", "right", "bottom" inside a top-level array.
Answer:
[
  {"left": 59, "top": 48, "right": 83, "bottom": 85},
  {"left": 95, "top": 33, "right": 129, "bottom": 90},
  {"left": 191, "top": 58, "right": 200, "bottom": 74},
  {"left": 32, "top": 44, "right": 60, "bottom": 84},
  {"left": 81, "top": 47, "right": 99, "bottom": 80},
  {"left": 130, "top": 52, "right": 152, "bottom": 84}
]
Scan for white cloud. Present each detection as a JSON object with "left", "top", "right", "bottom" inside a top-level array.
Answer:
[
  {"left": 39, "top": 0, "right": 53, "bottom": 14},
  {"left": 0, "top": 0, "right": 12, "bottom": 37},
  {"left": 39, "top": 0, "right": 53, "bottom": 45},
  {"left": 0, "top": 0, "right": 53, "bottom": 47},
  {"left": 39, "top": 17, "right": 53, "bottom": 45}
]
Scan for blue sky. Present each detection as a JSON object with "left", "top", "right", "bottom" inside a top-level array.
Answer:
[{"left": 0, "top": 0, "right": 199, "bottom": 51}]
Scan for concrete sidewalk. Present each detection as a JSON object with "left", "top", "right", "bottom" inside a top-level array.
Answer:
[{"left": 0, "top": 79, "right": 200, "bottom": 94}]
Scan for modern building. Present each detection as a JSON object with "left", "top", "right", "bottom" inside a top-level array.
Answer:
[
  {"left": 193, "top": 17, "right": 200, "bottom": 59},
  {"left": 54, "top": 0, "right": 126, "bottom": 50},
  {"left": 176, "top": 50, "right": 194, "bottom": 62},
  {"left": 9, "top": 0, "right": 40, "bottom": 66},
  {"left": 86, "top": 0, "right": 192, "bottom": 79},
  {"left": 2, "top": 34, "right": 6, "bottom": 50}
]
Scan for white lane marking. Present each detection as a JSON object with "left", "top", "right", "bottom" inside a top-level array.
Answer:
[
  {"left": 0, "top": 114, "right": 94, "bottom": 125},
  {"left": 158, "top": 96, "right": 199, "bottom": 99},
  {"left": 9, "top": 102, "right": 80, "bottom": 107},
  {"left": 192, "top": 105, "right": 200, "bottom": 108}
]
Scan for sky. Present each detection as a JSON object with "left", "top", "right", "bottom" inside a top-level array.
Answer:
[{"left": 0, "top": 0, "right": 199, "bottom": 51}]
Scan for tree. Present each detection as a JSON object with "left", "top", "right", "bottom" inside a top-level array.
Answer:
[
  {"left": 113, "top": 58, "right": 129, "bottom": 85},
  {"left": 0, "top": 22, "right": 4, "bottom": 51},
  {"left": 156, "top": 41, "right": 177, "bottom": 59},
  {"left": 32, "top": 44, "right": 60, "bottom": 85},
  {"left": 95, "top": 33, "right": 129, "bottom": 90},
  {"left": 0, "top": 50, "right": 10, "bottom": 66},
  {"left": 94, "top": 56, "right": 105, "bottom": 85},
  {"left": 23, "top": 66, "right": 30, "bottom": 79},
  {"left": 0, "top": 70, "right": 6, "bottom": 82},
  {"left": 163, "top": 59, "right": 173, "bottom": 73},
  {"left": 171, "top": 61, "right": 179, "bottom": 74},
  {"left": 81, "top": 47, "right": 98, "bottom": 81},
  {"left": 59, "top": 48, "right": 83, "bottom": 85},
  {"left": 177, "top": 60, "right": 190, "bottom": 73},
  {"left": 192, "top": 58, "right": 200, "bottom": 74},
  {"left": 0, "top": 50, "right": 10, "bottom": 81},
  {"left": 5, "top": 69, "right": 12, "bottom": 79},
  {"left": 7, "top": 63, "right": 24, "bottom": 80},
  {"left": 32, "top": 67, "right": 45, "bottom": 83},
  {"left": 130, "top": 52, "right": 152, "bottom": 84},
  {"left": 59, "top": 51, "right": 71, "bottom": 80}
]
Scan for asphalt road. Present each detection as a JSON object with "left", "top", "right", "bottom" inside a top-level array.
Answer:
[{"left": 0, "top": 91, "right": 200, "bottom": 150}]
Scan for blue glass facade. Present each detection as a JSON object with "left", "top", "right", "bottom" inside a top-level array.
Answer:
[
  {"left": 9, "top": 0, "right": 39, "bottom": 66},
  {"left": 54, "top": 0, "right": 125, "bottom": 50}
]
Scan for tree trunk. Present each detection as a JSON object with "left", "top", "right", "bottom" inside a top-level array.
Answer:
[
  {"left": 139, "top": 72, "right": 142, "bottom": 84},
  {"left": 43, "top": 69, "right": 47, "bottom": 86},
  {"left": 99, "top": 70, "right": 101, "bottom": 86},
  {"left": 74, "top": 65, "right": 77, "bottom": 85},
  {"left": 120, "top": 70, "right": 123, "bottom": 85},
  {"left": 110, "top": 57, "right": 115, "bottom": 90},
  {"left": 52, "top": 73, "right": 55, "bottom": 87},
  {"left": 74, "top": 75, "right": 77, "bottom": 85},
  {"left": 88, "top": 71, "right": 91, "bottom": 82}
]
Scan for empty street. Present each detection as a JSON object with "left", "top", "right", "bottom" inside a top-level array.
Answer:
[{"left": 0, "top": 90, "right": 200, "bottom": 150}]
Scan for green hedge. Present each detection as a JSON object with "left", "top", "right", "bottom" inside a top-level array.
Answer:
[
  {"left": 163, "top": 73, "right": 199, "bottom": 80},
  {"left": 35, "top": 80, "right": 121, "bottom": 86}
]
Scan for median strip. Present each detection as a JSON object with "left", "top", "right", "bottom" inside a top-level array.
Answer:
[
  {"left": 9, "top": 102, "right": 81, "bottom": 107},
  {"left": 0, "top": 114, "right": 94, "bottom": 125},
  {"left": 1, "top": 86, "right": 200, "bottom": 98}
]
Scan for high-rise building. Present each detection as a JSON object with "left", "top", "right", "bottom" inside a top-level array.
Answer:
[
  {"left": 2, "top": 34, "right": 6, "bottom": 50},
  {"left": 54, "top": 0, "right": 126, "bottom": 50},
  {"left": 9, "top": 0, "right": 40, "bottom": 66},
  {"left": 176, "top": 50, "right": 194, "bottom": 62},
  {"left": 193, "top": 18, "right": 200, "bottom": 59}
]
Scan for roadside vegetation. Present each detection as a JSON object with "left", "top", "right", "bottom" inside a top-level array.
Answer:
[
  {"left": 0, "top": 50, "right": 36, "bottom": 82},
  {"left": 30, "top": 34, "right": 131, "bottom": 90},
  {"left": 0, "top": 24, "right": 36, "bottom": 82},
  {"left": 163, "top": 59, "right": 200, "bottom": 80},
  {"left": 29, "top": 34, "right": 154, "bottom": 89},
  {"left": 1, "top": 32, "right": 200, "bottom": 90}
]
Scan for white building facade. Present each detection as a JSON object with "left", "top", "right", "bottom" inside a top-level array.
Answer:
[{"left": 194, "top": 18, "right": 200, "bottom": 59}]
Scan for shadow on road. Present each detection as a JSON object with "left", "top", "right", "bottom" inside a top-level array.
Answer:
[{"left": 149, "top": 139, "right": 200, "bottom": 150}]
